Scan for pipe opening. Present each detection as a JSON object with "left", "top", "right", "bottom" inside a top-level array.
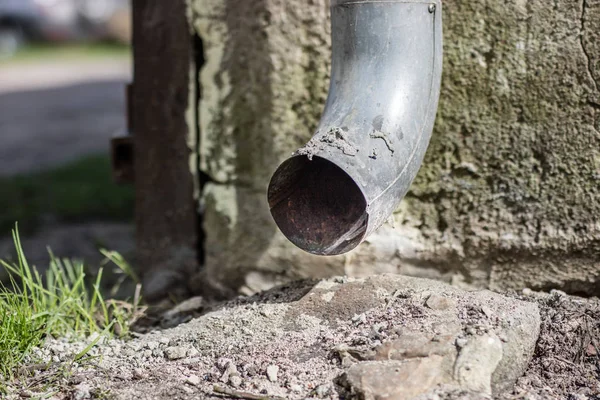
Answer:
[{"left": 268, "top": 156, "right": 368, "bottom": 256}]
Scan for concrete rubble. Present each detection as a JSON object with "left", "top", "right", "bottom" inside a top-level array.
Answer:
[{"left": 9, "top": 275, "right": 548, "bottom": 400}]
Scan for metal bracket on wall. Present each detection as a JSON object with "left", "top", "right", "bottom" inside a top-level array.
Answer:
[
  {"left": 111, "top": 135, "right": 134, "bottom": 184},
  {"left": 111, "top": 83, "right": 135, "bottom": 184}
]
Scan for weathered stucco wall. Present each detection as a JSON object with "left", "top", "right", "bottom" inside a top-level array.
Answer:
[{"left": 190, "top": 0, "right": 600, "bottom": 296}]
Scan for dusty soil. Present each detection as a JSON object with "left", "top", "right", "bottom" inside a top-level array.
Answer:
[
  {"left": 3, "top": 276, "right": 598, "bottom": 400},
  {"left": 507, "top": 290, "right": 600, "bottom": 399}
]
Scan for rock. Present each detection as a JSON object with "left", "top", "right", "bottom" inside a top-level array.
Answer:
[
  {"left": 185, "top": 375, "right": 201, "bottom": 386},
  {"left": 162, "top": 297, "right": 205, "bottom": 327},
  {"left": 164, "top": 346, "right": 187, "bottom": 360},
  {"left": 426, "top": 294, "right": 456, "bottom": 311},
  {"left": 127, "top": 342, "right": 142, "bottom": 352},
  {"left": 375, "top": 329, "right": 456, "bottom": 361},
  {"left": 550, "top": 289, "right": 568, "bottom": 298},
  {"left": 344, "top": 357, "right": 449, "bottom": 400},
  {"left": 186, "top": 347, "right": 199, "bottom": 357},
  {"left": 73, "top": 383, "right": 92, "bottom": 400},
  {"left": 181, "top": 385, "right": 194, "bottom": 394},
  {"left": 87, "top": 332, "right": 103, "bottom": 345},
  {"left": 266, "top": 365, "right": 279, "bottom": 382},
  {"left": 133, "top": 368, "right": 147, "bottom": 380},
  {"left": 317, "top": 275, "right": 539, "bottom": 397},
  {"left": 229, "top": 375, "right": 242, "bottom": 388},
  {"left": 352, "top": 313, "right": 367, "bottom": 325},
  {"left": 315, "top": 384, "right": 331, "bottom": 397},
  {"left": 48, "top": 343, "right": 66, "bottom": 354},
  {"left": 219, "top": 362, "right": 238, "bottom": 383},
  {"left": 152, "top": 349, "right": 164, "bottom": 358},
  {"left": 587, "top": 344, "right": 597, "bottom": 356},
  {"left": 321, "top": 292, "right": 335, "bottom": 302},
  {"left": 290, "top": 383, "right": 303, "bottom": 393},
  {"left": 341, "top": 355, "right": 355, "bottom": 368},
  {"left": 243, "top": 363, "right": 258, "bottom": 377},
  {"left": 217, "top": 358, "right": 233, "bottom": 370},
  {"left": 481, "top": 306, "right": 493, "bottom": 319},
  {"left": 260, "top": 307, "right": 273, "bottom": 317},
  {"left": 19, "top": 390, "right": 35, "bottom": 398},
  {"left": 453, "top": 334, "right": 503, "bottom": 395},
  {"left": 164, "top": 296, "right": 205, "bottom": 318},
  {"left": 145, "top": 341, "right": 159, "bottom": 350}
]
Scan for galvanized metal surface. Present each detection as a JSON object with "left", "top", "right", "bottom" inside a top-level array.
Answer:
[{"left": 268, "top": 0, "right": 443, "bottom": 255}]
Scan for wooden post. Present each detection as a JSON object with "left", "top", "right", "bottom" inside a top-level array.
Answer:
[{"left": 131, "top": 0, "right": 199, "bottom": 302}]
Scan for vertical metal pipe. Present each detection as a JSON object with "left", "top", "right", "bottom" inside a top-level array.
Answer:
[{"left": 268, "top": 0, "right": 443, "bottom": 256}]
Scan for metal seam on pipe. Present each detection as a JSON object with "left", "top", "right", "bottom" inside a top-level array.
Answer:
[{"left": 369, "top": 5, "right": 439, "bottom": 206}]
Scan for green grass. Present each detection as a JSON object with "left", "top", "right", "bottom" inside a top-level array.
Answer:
[
  {"left": 0, "top": 227, "right": 143, "bottom": 382},
  {"left": 4, "top": 42, "right": 130, "bottom": 65},
  {"left": 0, "top": 155, "right": 134, "bottom": 235},
  {"left": 0, "top": 289, "right": 44, "bottom": 378}
]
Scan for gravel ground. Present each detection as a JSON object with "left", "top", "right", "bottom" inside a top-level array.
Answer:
[
  {"left": 2, "top": 276, "right": 598, "bottom": 400},
  {"left": 508, "top": 290, "right": 600, "bottom": 399}
]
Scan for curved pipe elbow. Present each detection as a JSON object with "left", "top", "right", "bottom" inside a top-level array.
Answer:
[{"left": 268, "top": 0, "right": 443, "bottom": 256}]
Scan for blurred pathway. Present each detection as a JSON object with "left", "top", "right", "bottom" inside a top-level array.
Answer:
[
  {"left": 0, "top": 57, "right": 130, "bottom": 93},
  {"left": 0, "top": 57, "right": 134, "bottom": 269},
  {"left": 0, "top": 58, "right": 131, "bottom": 176}
]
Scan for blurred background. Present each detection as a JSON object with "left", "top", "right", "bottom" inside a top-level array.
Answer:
[{"left": 0, "top": 0, "right": 134, "bottom": 272}]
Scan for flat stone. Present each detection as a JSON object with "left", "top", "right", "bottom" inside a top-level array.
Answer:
[
  {"left": 344, "top": 357, "right": 450, "bottom": 400},
  {"left": 426, "top": 294, "right": 456, "bottom": 311},
  {"left": 266, "top": 365, "right": 279, "bottom": 382},
  {"left": 375, "top": 329, "right": 457, "bottom": 361},
  {"left": 185, "top": 375, "right": 201, "bottom": 386},
  {"left": 164, "top": 346, "right": 188, "bottom": 361},
  {"left": 454, "top": 334, "right": 503, "bottom": 395}
]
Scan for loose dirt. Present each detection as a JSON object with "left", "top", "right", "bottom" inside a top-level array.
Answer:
[{"left": 3, "top": 277, "right": 598, "bottom": 400}]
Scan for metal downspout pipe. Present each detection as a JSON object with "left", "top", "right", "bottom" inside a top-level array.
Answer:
[{"left": 268, "top": 0, "right": 443, "bottom": 255}]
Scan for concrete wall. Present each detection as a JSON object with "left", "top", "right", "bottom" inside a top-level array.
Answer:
[{"left": 189, "top": 0, "right": 600, "bottom": 296}]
